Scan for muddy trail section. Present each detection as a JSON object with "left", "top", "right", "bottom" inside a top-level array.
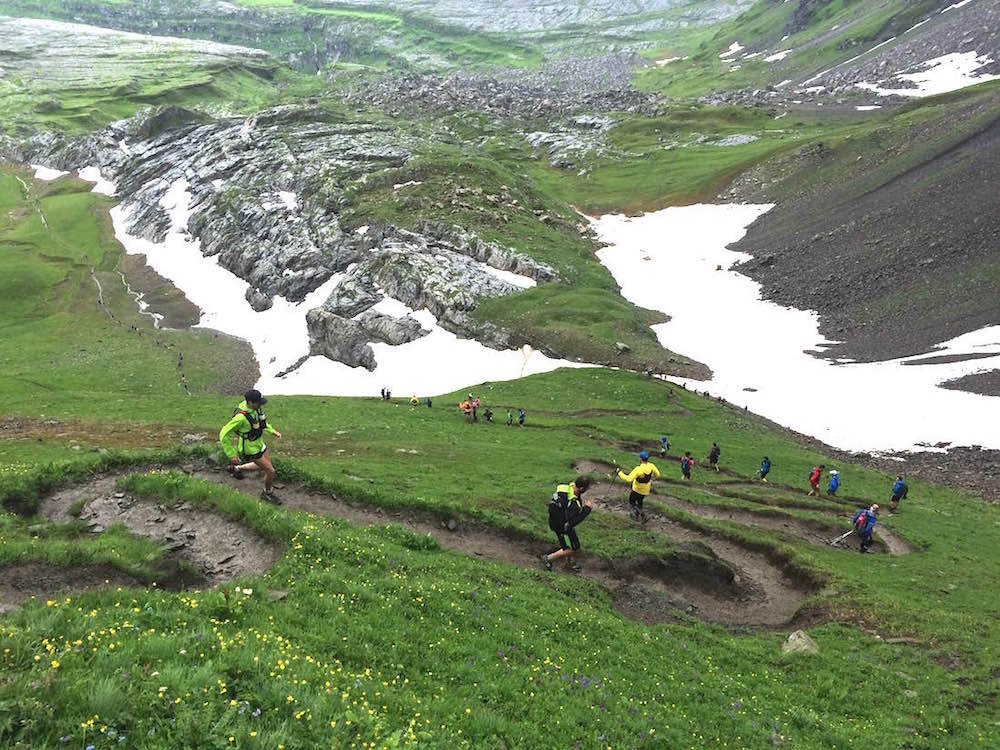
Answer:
[
  {"left": 0, "top": 562, "right": 140, "bottom": 615},
  {"left": 574, "top": 460, "right": 914, "bottom": 556},
  {"left": 38, "top": 475, "right": 282, "bottom": 587},
  {"left": 12, "top": 464, "right": 819, "bottom": 628}
]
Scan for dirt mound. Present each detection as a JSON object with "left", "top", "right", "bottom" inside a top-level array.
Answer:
[
  {"left": 39, "top": 476, "right": 281, "bottom": 585},
  {"left": 0, "top": 562, "right": 138, "bottom": 615}
]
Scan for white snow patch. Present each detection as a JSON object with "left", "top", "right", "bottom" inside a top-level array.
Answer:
[
  {"left": 855, "top": 105, "right": 882, "bottom": 111},
  {"left": 765, "top": 49, "right": 793, "bottom": 62},
  {"left": 110, "top": 178, "right": 578, "bottom": 396},
  {"left": 78, "top": 166, "right": 116, "bottom": 196},
  {"left": 775, "top": 79, "right": 792, "bottom": 88},
  {"left": 800, "top": 86, "right": 825, "bottom": 94},
  {"left": 356, "top": 225, "right": 370, "bottom": 236},
  {"left": 211, "top": 179, "right": 225, "bottom": 190},
  {"left": 719, "top": 42, "right": 744, "bottom": 59},
  {"left": 905, "top": 19, "right": 929, "bottom": 34},
  {"left": 277, "top": 191, "right": 297, "bottom": 211},
  {"left": 856, "top": 52, "right": 1000, "bottom": 97},
  {"left": 31, "top": 165, "right": 68, "bottom": 181},
  {"left": 655, "top": 56, "right": 681, "bottom": 66},
  {"left": 480, "top": 265, "right": 537, "bottom": 289},
  {"left": 393, "top": 180, "right": 423, "bottom": 190},
  {"left": 591, "top": 204, "right": 1000, "bottom": 452},
  {"left": 941, "top": 0, "right": 974, "bottom": 11},
  {"left": 743, "top": 52, "right": 762, "bottom": 59}
]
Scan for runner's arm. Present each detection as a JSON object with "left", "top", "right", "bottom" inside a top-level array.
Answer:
[{"left": 219, "top": 414, "right": 248, "bottom": 460}]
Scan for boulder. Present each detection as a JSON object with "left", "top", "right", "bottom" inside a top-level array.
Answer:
[
  {"left": 781, "top": 630, "right": 819, "bottom": 655},
  {"left": 305, "top": 309, "right": 376, "bottom": 370},
  {"left": 245, "top": 287, "right": 273, "bottom": 312},
  {"left": 356, "top": 310, "right": 429, "bottom": 345}
]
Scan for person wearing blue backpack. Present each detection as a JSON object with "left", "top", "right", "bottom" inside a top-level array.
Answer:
[
  {"left": 827, "top": 469, "right": 840, "bottom": 496},
  {"left": 758, "top": 456, "right": 771, "bottom": 482},
  {"left": 659, "top": 435, "right": 669, "bottom": 458},
  {"left": 889, "top": 475, "right": 908, "bottom": 513},
  {"left": 852, "top": 504, "right": 879, "bottom": 553}
]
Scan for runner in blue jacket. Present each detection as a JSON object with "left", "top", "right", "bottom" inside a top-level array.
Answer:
[
  {"left": 890, "top": 475, "right": 908, "bottom": 513},
  {"left": 758, "top": 456, "right": 771, "bottom": 482},
  {"left": 827, "top": 470, "right": 840, "bottom": 496}
]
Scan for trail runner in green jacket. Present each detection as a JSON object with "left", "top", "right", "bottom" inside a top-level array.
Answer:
[{"left": 219, "top": 389, "right": 283, "bottom": 503}]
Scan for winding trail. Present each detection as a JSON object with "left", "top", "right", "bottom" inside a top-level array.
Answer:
[
  {"left": 10, "top": 462, "right": 832, "bottom": 628},
  {"left": 574, "top": 459, "right": 914, "bottom": 555}
]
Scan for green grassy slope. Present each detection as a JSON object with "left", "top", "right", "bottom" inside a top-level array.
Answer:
[
  {"left": 637, "top": 0, "right": 956, "bottom": 98},
  {"left": 0, "top": 159, "right": 999, "bottom": 748}
]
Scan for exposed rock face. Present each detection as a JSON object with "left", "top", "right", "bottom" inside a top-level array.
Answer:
[
  {"left": 356, "top": 311, "right": 429, "bottom": 346},
  {"left": 306, "top": 310, "right": 376, "bottom": 371},
  {"left": 13, "top": 104, "right": 560, "bottom": 370},
  {"left": 343, "top": 54, "right": 665, "bottom": 118},
  {"left": 245, "top": 287, "right": 274, "bottom": 312}
]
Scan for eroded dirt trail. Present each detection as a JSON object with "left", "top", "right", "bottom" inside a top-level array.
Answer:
[
  {"left": 0, "top": 563, "right": 139, "bottom": 615},
  {"left": 574, "top": 460, "right": 913, "bottom": 556},
  {"left": 39, "top": 475, "right": 281, "bottom": 586},
  {"left": 194, "top": 468, "right": 789, "bottom": 626}
]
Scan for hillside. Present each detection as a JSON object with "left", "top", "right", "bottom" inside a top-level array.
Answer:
[{"left": 1, "top": 0, "right": 999, "bottom": 748}]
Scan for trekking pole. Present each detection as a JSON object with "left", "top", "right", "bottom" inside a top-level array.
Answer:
[{"left": 829, "top": 529, "right": 855, "bottom": 546}]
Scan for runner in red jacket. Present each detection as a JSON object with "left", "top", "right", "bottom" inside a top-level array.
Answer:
[{"left": 807, "top": 464, "right": 825, "bottom": 496}]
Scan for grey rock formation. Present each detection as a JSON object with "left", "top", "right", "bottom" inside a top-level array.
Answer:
[
  {"left": 306, "top": 309, "right": 376, "bottom": 371},
  {"left": 356, "top": 311, "right": 429, "bottom": 346},
  {"left": 245, "top": 287, "right": 274, "bottom": 312}
]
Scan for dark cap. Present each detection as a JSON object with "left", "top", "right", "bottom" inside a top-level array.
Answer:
[{"left": 244, "top": 389, "right": 267, "bottom": 406}]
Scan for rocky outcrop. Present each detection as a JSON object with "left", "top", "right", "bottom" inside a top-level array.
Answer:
[
  {"left": 15, "top": 104, "right": 562, "bottom": 370},
  {"left": 306, "top": 310, "right": 376, "bottom": 371},
  {"left": 356, "top": 311, "right": 429, "bottom": 346}
]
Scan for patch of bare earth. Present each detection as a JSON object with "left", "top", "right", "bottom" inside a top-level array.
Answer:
[
  {"left": 39, "top": 475, "right": 281, "bottom": 585},
  {"left": 0, "top": 562, "right": 138, "bottom": 615},
  {"left": 192, "top": 466, "right": 801, "bottom": 627}
]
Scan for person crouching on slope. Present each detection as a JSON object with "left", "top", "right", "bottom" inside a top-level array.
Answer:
[
  {"left": 852, "top": 504, "right": 879, "bottom": 554},
  {"left": 807, "top": 464, "right": 825, "bottom": 496},
  {"left": 542, "top": 476, "right": 594, "bottom": 572},
  {"left": 220, "top": 389, "right": 283, "bottom": 504},
  {"left": 617, "top": 451, "right": 660, "bottom": 523}
]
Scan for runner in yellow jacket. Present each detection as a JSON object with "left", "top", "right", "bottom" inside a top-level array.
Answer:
[
  {"left": 617, "top": 451, "right": 660, "bottom": 523},
  {"left": 219, "top": 389, "right": 282, "bottom": 503}
]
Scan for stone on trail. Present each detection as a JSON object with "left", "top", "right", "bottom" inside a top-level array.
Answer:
[{"left": 781, "top": 629, "right": 819, "bottom": 655}]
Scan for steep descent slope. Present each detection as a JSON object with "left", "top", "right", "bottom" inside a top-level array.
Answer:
[{"left": 727, "top": 87, "right": 1000, "bottom": 366}]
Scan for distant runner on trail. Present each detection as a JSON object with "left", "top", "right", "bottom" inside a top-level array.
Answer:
[
  {"left": 483, "top": 407, "right": 494, "bottom": 423},
  {"left": 681, "top": 451, "right": 694, "bottom": 481},
  {"left": 220, "top": 389, "right": 282, "bottom": 504},
  {"left": 708, "top": 442, "right": 721, "bottom": 473},
  {"left": 889, "top": 475, "right": 908, "bottom": 513},
  {"left": 807, "top": 464, "right": 825, "bottom": 496},
  {"left": 541, "top": 476, "right": 594, "bottom": 572},
  {"left": 518, "top": 408, "right": 526, "bottom": 426},
  {"left": 852, "top": 504, "right": 879, "bottom": 554},
  {"left": 660, "top": 435, "right": 669, "bottom": 458},
  {"left": 827, "top": 469, "right": 840, "bottom": 496},
  {"left": 758, "top": 456, "right": 771, "bottom": 482},
  {"left": 617, "top": 451, "right": 660, "bottom": 523},
  {"left": 506, "top": 409, "right": 514, "bottom": 426}
]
